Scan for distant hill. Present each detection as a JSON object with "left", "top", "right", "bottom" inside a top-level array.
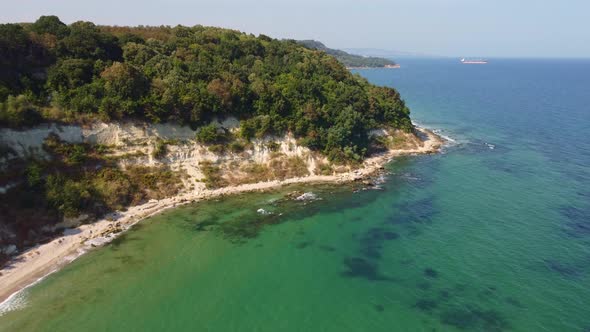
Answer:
[
  {"left": 297, "top": 40, "right": 396, "bottom": 68},
  {"left": 343, "top": 48, "right": 441, "bottom": 59}
]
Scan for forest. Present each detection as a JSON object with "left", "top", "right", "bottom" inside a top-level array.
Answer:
[{"left": 0, "top": 16, "right": 412, "bottom": 161}]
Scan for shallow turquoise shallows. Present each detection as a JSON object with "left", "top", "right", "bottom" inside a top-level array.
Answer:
[{"left": 1, "top": 58, "right": 590, "bottom": 331}]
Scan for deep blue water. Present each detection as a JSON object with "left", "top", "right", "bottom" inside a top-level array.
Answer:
[{"left": 357, "top": 58, "right": 590, "bottom": 195}]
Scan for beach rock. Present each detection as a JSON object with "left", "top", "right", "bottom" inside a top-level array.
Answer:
[
  {"left": 285, "top": 191, "right": 304, "bottom": 199},
  {"left": 295, "top": 192, "right": 318, "bottom": 201}
]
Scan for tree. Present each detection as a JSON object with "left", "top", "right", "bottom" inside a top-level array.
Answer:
[
  {"left": 30, "top": 15, "right": 70, "bottom": 39},
  {"left": 100, "top": 62, "right": 148, "bottom": 99},
  {"left": 123, "top": 42, "right": 156, "bottom": 67},
  {"left": 57, "top": 21, "right": 121, "bottom": 60},
  {"left": 47, "top": 58, "right": 94, "bottom": 91}
]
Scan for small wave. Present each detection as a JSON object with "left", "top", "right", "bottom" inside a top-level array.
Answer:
[
  {"left": 412, "top": 121, "right": 458, "bottom": 146},
  {"left": 0, "top": 268, "right": 60, "bottom": 317},
  {"left": 372, "top": 174, "right": 388, "bottom": 185},
  {"left": 0, "top": 289, "right": 28, "bottom": 316},
  {"left": 435, "top": 131, "right": 457, "bottom": 144},
  {"left": 0, "top": 246, "right": 90, "bottom": 317},
  {"left": 397, "top": 172, "right": 421, "bottom": 181}
]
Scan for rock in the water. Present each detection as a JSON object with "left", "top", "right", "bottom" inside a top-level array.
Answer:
[
  {"left": 295, "top": 192, "right": 318, "bottom": 201},
  {"left": 257, "top": 208, "right": 273, "bottom": 215}
]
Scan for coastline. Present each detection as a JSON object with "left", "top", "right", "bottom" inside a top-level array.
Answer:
[
  {"left": 0, "top": 127, "right": 444, "bottom": 307},
  {"left": 346, "top": 64, "right": 401, "bottom": 70}
]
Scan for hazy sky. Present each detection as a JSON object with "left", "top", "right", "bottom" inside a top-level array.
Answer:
[{"left": 2, "top": 0, "right": 589, "bottom": 58}]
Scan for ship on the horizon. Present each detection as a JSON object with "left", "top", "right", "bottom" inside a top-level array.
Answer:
[{"left": 461, "top": 58, "right": 488, "bottom": 64}]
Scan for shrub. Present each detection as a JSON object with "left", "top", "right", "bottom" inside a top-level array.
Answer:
[
  {"left": 152, "top": 140, "right": 167, "bottom": 159},
  {"left": 25, "top": 162, "right": 44, "bottom": 187},
  {"left": 266, "top": 141, "right": 280, "bottom": 152},
  {"left": 42, "top": 134, "right": 88, "bottom": 165},
  {"left": 196, "top": 123, "right": 226, "bottom": 144},
  {"left": 45, "top": 174, "right": 92, "bottom": 217},
  {"left": 67, "top": 144, "right": 87, "bottom": 164},
  {"left": 199, "top": 161, "right": 226, "bottom": 189},
  {"left": 316, "top": 161, "right": 332, "bottom": 176},
  {"left": 0, "top": 95, "right": 42, "bottom": 127},
  {"left": 91, "top": 168, "right": 133, "bottom": 210},
  {"left": 208, "top": 144, "right": 225, "bottom": 154},
  {"left": 228, "top": 141, "right": 245, "bottom": 153}
]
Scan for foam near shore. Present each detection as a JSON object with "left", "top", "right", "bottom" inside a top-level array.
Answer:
[{"left": 0, "top": 127, "right": 445, "bottom": 311}]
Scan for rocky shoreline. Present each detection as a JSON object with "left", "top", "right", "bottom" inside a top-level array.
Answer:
[{"left": 0, "top": 127, "right": 444, "bottom": 309}]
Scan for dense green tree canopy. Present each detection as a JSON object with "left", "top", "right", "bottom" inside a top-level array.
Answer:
[{"left": 0, "top": 16, "right": 412, "bottom": 161}]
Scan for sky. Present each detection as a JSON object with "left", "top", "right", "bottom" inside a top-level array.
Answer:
[{"left": 2, "top": 0, "right": 589, "bottom": 58}]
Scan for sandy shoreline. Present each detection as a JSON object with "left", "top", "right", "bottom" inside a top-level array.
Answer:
[{"left": 0, "top": 128, "right": 444, "bottom": 307}]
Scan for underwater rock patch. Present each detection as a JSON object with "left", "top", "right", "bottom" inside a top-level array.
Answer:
[
  {"left": 341, "top": 256, "right": 389, "bottom": 281},
  {"left": 295, "top": 240, "right": 313, "bottom": 249},
  {"left": 318, "top": 245, "right": 336, "bottom": 252},
  {"left": 504, "top": 297, "right": 525, "bottom": 309},
  {"left": 543, "top": 259, "right": 584, "bottom": 278},
  {"left": 389, "top": 196, "right": 438, "bottom": 225},
  {"left": 560, "top": 206, "right": 590, "bottom": 237},
  {"left": 374, "top": 304, "right": 385, "bottom": 312},
  {"left": 417, "top": 281, "right": 431, "bottom": 290},
  {"left": 424, "top": 267, "right": 439, "bottom": 278},
  {"left": 414, "top": 299, "right": 438, "bottom": 312},
  {"left": 439, "top": 305, "right": 509, "bottom": 331}
]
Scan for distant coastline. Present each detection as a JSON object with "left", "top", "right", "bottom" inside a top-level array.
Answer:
[
  {"left": 297, "top": 40, "right": 397, "bottom": 68},
  {"left": 347, "top": 64, "right": 401, "bottom": 70}
]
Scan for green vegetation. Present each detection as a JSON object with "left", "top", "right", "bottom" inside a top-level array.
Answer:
[
  {"left": 199, "top": 161, "right": 226, "bottom": 188},
  {"left": 228, "top": 140, "right": 246, "bottom": 153},
  {"left": 0, "top": 136, "right": 182, "bottom": 256},
  {"left": 152, "top": 139, "right": 167, "bottom": 159},
  {"left": 315, "top": 161, "right": 333, "bottom": 176},
  {"left": 195, "top": 123, "right": 227, "bottom": 144},
  {"left": 0, "top": 16, "right": 412, "bottom": 162},
  {"left": 266, "top": 141, "right": 281, "bottom": 152},
  {"left": 297, "top": 40, "right": 397, "bottom": 68}
]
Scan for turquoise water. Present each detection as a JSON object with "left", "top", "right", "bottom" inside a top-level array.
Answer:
[{"left": 1, "top": 58, "right": 590, "bottom": 331}]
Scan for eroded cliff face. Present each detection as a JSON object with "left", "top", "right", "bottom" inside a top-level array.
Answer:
[
  {"left": 0, "top": 119, "right": 438, "bottom": 259},
  {"left": 0, "top": 119, "right": 336, "bottom": 256},
  {"left": 0, "top": 118, "right": 332, "bottom": 193}
]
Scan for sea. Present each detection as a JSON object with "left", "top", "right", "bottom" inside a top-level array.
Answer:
[{"left": 1, "top": 58, "right": 589, "bottom": 331}]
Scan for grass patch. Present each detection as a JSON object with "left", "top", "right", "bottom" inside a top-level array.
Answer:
[
  {"left": 268, "top": 156, "right": 309, "bottom": 179},
  {"left": 199, "top": 161, "right": 226, "bottom": 189}
]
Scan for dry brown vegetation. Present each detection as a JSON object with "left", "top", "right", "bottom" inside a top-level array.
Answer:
[{"left": 219, "top": 155, "right": 310, "bottom": 187}]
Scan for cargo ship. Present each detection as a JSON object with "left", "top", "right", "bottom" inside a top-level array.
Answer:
[{"left": 461, "top": 58, "right": 488, "bottom": 64}]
